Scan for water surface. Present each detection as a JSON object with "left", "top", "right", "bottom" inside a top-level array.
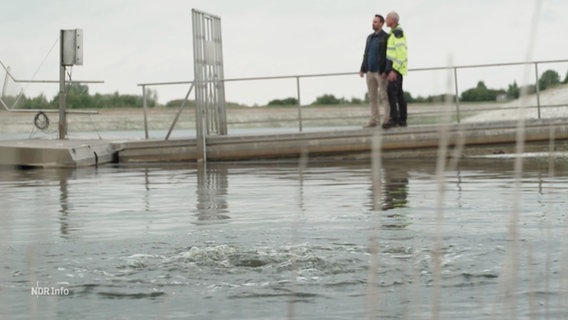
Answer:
[{"left": 1, "top": 156, "right": 567, "bottom": 319}]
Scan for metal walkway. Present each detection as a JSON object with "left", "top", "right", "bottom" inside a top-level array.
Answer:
[{"left": 2, "top": 118, "right": 565, "bottom": 168}]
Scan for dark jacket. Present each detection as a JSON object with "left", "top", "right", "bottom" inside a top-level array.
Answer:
[{"left": 360, "top": 30, "right": 389, "bottom": 74}]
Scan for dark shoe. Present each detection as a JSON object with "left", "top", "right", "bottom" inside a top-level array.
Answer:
[
  {"left": 398, "top": 121, "right": 407, "bottom": 127},
  {"left": 381, "top": 121, "right": 398, "bottom": 129},
  {"left": 363, "top": 123, "right": 378, "bottom": 128}
]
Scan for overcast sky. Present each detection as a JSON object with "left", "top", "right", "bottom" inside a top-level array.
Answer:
[{"left": 1, "top": 0, "right": 567, "bottom": 106}]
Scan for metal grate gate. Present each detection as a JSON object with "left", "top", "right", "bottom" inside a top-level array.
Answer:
[{"left": 192, "top": 9, "right": 227, "bottom": 161}]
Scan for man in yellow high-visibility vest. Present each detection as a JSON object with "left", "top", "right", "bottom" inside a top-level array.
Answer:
[{"left": 383, "top": 11, "right": 408, "bottom": 129}]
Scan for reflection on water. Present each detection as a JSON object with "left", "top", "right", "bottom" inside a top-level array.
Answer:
[
  {"left": 1, "top": 156, "right": 568, "bottom": 319},
  {"left": 57, "top": 169, "right": 77, "bottom": 238},
  {"left": 194, "top": 164, "right": 230, "bottom": 223},
  {"left": 382, "top": 166, "right": 409, "bottom": 211}
]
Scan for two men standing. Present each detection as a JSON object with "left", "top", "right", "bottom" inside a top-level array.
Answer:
[{"left": 360, "top": 11, "right": 408, "bottom": 129}]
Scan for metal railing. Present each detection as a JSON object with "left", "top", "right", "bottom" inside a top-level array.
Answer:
[
  {"left": 138, "top": 58, "right": 568, "bottom": 139},
  {"left": 0, "top": 59, "right": 103, "bottom": 114}
]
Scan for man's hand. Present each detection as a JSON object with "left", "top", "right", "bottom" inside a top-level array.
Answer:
[{"left": 387, "top": 71, "right": 397, "bottom": 82}]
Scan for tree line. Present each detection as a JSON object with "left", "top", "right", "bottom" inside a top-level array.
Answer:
[{"left": 5, "top": 69, "right": 568, "bottom": 109}]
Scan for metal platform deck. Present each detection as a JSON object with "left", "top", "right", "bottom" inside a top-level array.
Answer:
[
  {"left": 0, "top": 139, "right": 118, "bottom": 168},
  {"left": 1, "top": 119, "right": 567, "bottom": 168}
]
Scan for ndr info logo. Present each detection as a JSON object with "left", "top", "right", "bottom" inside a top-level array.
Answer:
[{"left": 30, "top": 281, "right": 70, "bottom": 297}]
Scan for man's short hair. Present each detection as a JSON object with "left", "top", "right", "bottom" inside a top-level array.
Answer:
[{"left": 374, "top": 14, "right": 385, "bottom": 23}]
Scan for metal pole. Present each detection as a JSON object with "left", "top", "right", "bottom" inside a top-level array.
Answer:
[
  {"left": 58, "top": 30, "right": 67, "bottom": 140},
  {"left": 534, "top": 63, "right": 541, "bottom": 119},
  {"left": 142, "top": 85, "right": 149, "bottom": 139},
  {"left": 214, "top": 16, "right": 227, "bottom": 135},
  {"left": 2, "top": 66, "right": 10, "bottom": 98},
  {"left": 200, "top": 112, "right": 207, "bottom": 163},
  {"left": 193, "top": 9, "right": 206, "bottom": 162},
  {"left": 296, "top": 76, "right": 303, "bottom": 132},
  {"left": 453, "top": 67, "right": 461, "bottom": 124}
]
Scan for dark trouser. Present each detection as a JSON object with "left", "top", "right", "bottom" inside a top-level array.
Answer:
[{"left": 387, "top": 71, "right": 407, "bottom": 124}]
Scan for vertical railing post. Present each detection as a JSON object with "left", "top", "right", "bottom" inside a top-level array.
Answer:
[
  {"left": 453, "top": 67, "right": 461, "bottom": 124},
  {"left": 534, "top": 62, "right": 541, "bottom": 119},
  {"left": 142, "top": 85, "right": 149, "bottom": 139},
  {"left": 197, "top": 95, "right": 208, "bottom": 163},
  {"left": 58, "top": 30, "right": 67, "bottom": 140},
  {"left": 296, "top": 76, "right": 303, "bottom": 132}
]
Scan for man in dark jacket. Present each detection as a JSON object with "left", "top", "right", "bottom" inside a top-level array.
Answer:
[{"left": 359, "top": 14, "right": 389, "bottom": 128}]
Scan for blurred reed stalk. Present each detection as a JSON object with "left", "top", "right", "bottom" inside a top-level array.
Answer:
[
  {"left": 287, "top": 147, "right": 308, "bottom": 320},
  {"left": 430, "top": 55, "right": 457, "bottom": 320},
  {"left": 365, "top": 130, "right": 383, "bottom": 319}
]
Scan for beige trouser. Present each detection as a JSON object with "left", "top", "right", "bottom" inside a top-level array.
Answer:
[{"left": 365, "top": 72, "right": 388, "bottom": 125}]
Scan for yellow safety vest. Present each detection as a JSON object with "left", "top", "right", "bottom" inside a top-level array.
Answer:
[{"left": 386, "top": 25, "right": 408, "bottom": 76}]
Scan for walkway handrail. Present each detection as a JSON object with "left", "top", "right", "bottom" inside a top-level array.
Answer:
[
  {"left": 138, "top": 59, "right": 568, "bottom": 139},
  {"left": 0, "top": 59, "right": 103, "bottom": 85},
  {"left": 1, "top": 58, "right": 104, "bottom": 115},
  {"left": 138, "top": 59, "right": 568, "bottom": 86}
]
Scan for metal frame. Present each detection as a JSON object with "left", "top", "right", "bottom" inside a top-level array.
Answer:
[{"left": 192, "top": 9, "right": 227, "bottom": 162}]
